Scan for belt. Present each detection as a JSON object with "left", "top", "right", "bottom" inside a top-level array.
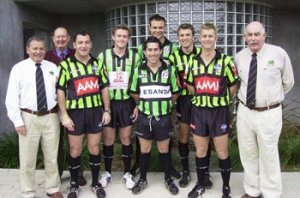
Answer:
[
  {"left": 239, "top": 100, "right": 280, "bottom": 112},
  {"left": 21, "top": 106, "right": 58, "bottom": 116}
]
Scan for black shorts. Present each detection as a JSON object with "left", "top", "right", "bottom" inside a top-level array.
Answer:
[
  {"left": 67, "top": 107, "right": 103, "bottom": 135},
  {"left": 190, "top": 105, "right": 231, "bottom": 137},
  {"left": 106, "top": 99, "right": 135, "bottom": 128},
  {"left": 176, "top": 95, "right": 192, "bottom": 124},
  {"left": 136, "top": 113, "right": 171, "bottom": 141}
]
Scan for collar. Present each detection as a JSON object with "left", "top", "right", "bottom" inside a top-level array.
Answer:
[
  {"left": 141, "top": 58, "right": 168, "bottom": 70},
  {"left": 111, "top": 47, "right": 129, "bottom": 59},
  {"left": 179, "top": 45, "right": 199, "bottom": 56},
  {"left": 69, "top": 54, "right": 97, "bottom": 65},
  {"left": 198, "top": 49, "right": 222, "bottom": 60},
  {"left": 161, "top": 37, "right": 171, "bottom": 48},
  {"left": 55, "top": 48, "right": 69, "bottom": 56}
]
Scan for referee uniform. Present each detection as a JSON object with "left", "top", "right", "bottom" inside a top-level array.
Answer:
[
  {"left": 97, "top": 47, "right": 140, "bottom": 184},
  {"left": 186, "top": 49, "right": 239, "bottom": 197},
  {"left": 169, "top": 45, "right": 204, "bottom": 185},
  {"left": 129, "top": 58, "right": 180, "bottom": 194}
]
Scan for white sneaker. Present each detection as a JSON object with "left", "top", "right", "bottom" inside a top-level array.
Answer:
[
  {"left": 99, "top": 171, "right": 112, "bottom": 188},
  {"left": 123, "top": 172, "right": 135, "bottom": 189}
]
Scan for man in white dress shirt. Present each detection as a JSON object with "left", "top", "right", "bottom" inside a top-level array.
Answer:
[
  {"left": 235, "top": 21, "right": 294, "bottom": 198},
  {"left": 5, "top": 36, "right": 62, "bottom": 198}
]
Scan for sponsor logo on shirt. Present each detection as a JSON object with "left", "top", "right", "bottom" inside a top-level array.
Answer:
[
  {"left": 140, "top": 85, "right": 171, "bottom": 99},
  {"left": 74, "top": 77, "right": 99, "bottom": 96},
  {"left": 267, "top": 60, "right": 274, "bottom": 66},
  {"left": 194, "top": 76, "right": 220, "bottom": 94},
  {"left": 109, "top": 71, "right": 129, "bottom": 90}
]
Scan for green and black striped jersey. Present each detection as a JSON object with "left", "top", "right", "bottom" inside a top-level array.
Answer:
[
  {"left": 169, "top": 46, "right": 201, "bottom": 96},
  {"left": 137, "top": 37, "right": 178, "bottom": 63},
  {"left": 187, "top": 50, "right": 239, "bottom": 108},
  {"left": 57, "top": 55, "right": 109, "bottom": 109},
  {"left": 97, "top": 48, "right": 140, "bottom": 101},
  {"left": 128, "top": 60, "right": 180, "bottom": 116}
]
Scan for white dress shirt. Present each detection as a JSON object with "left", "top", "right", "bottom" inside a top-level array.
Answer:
[
  {"left": 5, "top": 58, "right": 58, "bottom": 127},
  {"left": 235, "top": 43, "right": 294, "bottom": 107}
]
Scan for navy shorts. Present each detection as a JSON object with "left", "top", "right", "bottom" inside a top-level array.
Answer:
[
  {"left": 136, "top": 113, "right": 171, "bottom": 141},
  {"left": 190, "top": 105, "right": 231, "bottom": 137},
  {"left": 67, "top": 107, "right": 103, "bottom": 135},
  {"left": 176, "top": 95, "right": 192, "bottom": 124},
  {"left": 106, "top": 99, "right": 135, "bottom": 128}
]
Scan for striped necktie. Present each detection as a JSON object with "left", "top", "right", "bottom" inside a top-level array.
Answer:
[
  {"left": 35, "top": 63, "right": 48, "bottom": 112},
  {"left": 246, "top": 53, "right": 257, "bottom": 109}
]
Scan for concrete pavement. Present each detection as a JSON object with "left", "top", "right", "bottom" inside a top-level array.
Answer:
[{"left": 0, "top": 169, "right": 299, "bottom": 198}]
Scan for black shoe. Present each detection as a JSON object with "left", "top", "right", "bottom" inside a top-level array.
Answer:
[
  {"left": 179, "top": 170, "right": 190, "bottom": 188},
  {"left": 67, "top": 186, "right": 79, "bottom": 198},
  {"left": 92, "top": 183, "right": 106, "bottom": 198},
  {"left": 188, "top": 183, "right": 205, "bottom": 198},
  {"left": 130, "top": 162, "right": 140, "bottom": 177},
  {"left": 222, "top": 186, "right": 231, "bottom": 198},
  {"left": 78, "top": 175, "right": 87, "bottom": 186},
  {"left": 204, "top": 173, "right": 213, "bottom": 189},
  {"left": 171, "top": 166, "right": 181, "bottom": 179},
  {"left": 132, "top": 178, "right": 148, "bottom": 195},
  {"left": 165, "top": 178, "right": 179, "bottom": 195}
]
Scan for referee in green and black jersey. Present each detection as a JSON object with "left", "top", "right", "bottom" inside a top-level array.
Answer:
[
  {"left": 132, "top": 14, "right": 181, "bottom": 179},
  {"left": 97, "top": 25, "right": 140, "bottom": 190},
  {"left": 136, "top": 14, "right": 178, "bottom": 63},
  {"left": 57, "top": 31, "right": 110, "bottom": 198},
  {"left": 169, "top": 23, "right": 212, "bottom": 188},
  {"left": 186, "top": 23, "right": 239, "bottom": 198},
  {"left": 129, "top": 36, "right": 180, "bottom": 195}
]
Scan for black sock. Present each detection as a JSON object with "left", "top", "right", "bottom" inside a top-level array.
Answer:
[
  {"left": 89, "top": 154, "right": 101, "bottom": 186},
  {"left": 68, "top": 155, "right": 81, "bottom": 188},
  {"left": 139, "top": 152, "right": 150, "bottom": 180},
  {"left": 219, "top": 157, "right": 231, "bottom": 188},
  {"left": 196, "top": 155, "right": 209, "bottom": 186},
  {"left": 179, "top": 142, "right": 189, "bottom": 172},
  {"left": 159, "top": 152, "right": 171, "bottom": 181},
  {"left": 103, "top": 144, "right": 114, "bottom": 173},
  {"left": 135, "top": 137, "right": 140, "bottom": 164},
  {"left": 122, "top": 144, "right": 133, "bottom": 173},
  {"left": 205, "top": 143, "right": 212, "bottom": 176}
]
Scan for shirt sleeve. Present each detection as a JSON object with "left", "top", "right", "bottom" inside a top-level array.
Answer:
[
  {"left": 5, "top": 65, "right": 24, "bottom": 127},
  {"left": 186, "top": 59, "right": 195, "bottom": 86},
  {"left": 56, "top": 61, "right": 68, "bottom": 91},
  {"left": 128, "top": 66, "right": 139, "bottom": 94},
  {"left": 98, "top": 61, "right": 110, "bottom": 89},
  {"left": 170, "top": 66, "right": 181, "bottom": 94},
  {"left": 224, "top": 57, "right": 239, "bottom": 87},
  {"left": 281, "top": 48, "right": 294, "bottom": 94}
]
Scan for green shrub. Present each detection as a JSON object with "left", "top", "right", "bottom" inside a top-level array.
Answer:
[{"left": 0, "top": 132, "right": 19, "bottom": 168}]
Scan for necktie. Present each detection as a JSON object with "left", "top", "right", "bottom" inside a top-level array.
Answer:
[
  {"left": 36, "top": 63, "right": 48, "bottom": 112},
  {"left": 60, "top": 52, "right": 66, "bottom": 62},
  {"left": 246, "top": 53, "right": 257, "bottom": 109}
]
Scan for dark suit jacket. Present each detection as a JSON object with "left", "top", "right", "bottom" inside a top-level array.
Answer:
[{"left": 45, "top": 48, "right": 75, "bottom": 65}]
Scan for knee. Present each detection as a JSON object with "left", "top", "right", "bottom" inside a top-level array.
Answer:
[
  {"left": 157, "top": 144, "right": 169, "bottom": 153},
  {"left": 216, "top": 149, "right": 228, "bottom": 160},
  {"left": 140, "top": 145, "right": 151, "bottom": 153},
  {"left": 69, "top": 146, "right": 82, "bottom": 158},
  {"left": 196, "top": 147, "right": 207, "bottom": 158},
  {"left": 120, "top": 136, "right": 131, "bottom": 146},
  {"left": 103, "top": 136, "right": 115, "bottom": 146},
  {"left": 88, "top": 144, "right": 100, "bottom": 155},
  {"left": 179, "top": 133, "right": 190, "bottom": 144}
]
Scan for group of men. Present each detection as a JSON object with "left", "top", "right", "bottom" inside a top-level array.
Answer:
[{"left": 5, "top": 13, "right": 294, "bottom": 198}]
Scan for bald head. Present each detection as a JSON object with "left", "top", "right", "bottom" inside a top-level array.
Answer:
[
  {"left": 52, "top": 26, "right": 70, "bottom": 51},
  {"left": 244, "top": 21, "right": 266, "bottom": 53}
]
